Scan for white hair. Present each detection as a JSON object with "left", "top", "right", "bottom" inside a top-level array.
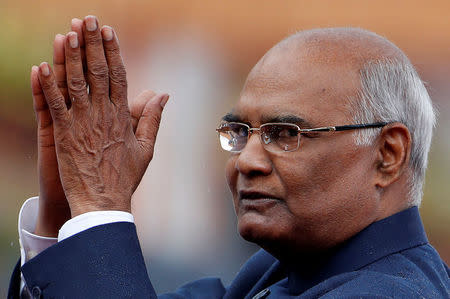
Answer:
[{"left": 352, "top": 59, "right": 436, "bottom": 206}]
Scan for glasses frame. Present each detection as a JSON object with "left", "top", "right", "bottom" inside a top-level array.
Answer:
[{"left": 216, "top": 121, "right": 389, "bottom": 153}]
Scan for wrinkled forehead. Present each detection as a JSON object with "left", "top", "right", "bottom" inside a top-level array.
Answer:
[
  {"left": 229, "top": 28, "right": 407, "bottom": 127},
  {"left": 230, "top": 45, "right": 360, "bottom": 127}
]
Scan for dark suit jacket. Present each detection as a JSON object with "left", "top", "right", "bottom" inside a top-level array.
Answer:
[{"left": 9, "top": 207, "right": 450, "bottom": 298}]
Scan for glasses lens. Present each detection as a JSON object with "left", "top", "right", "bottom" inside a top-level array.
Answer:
[
  {"left": 218, "top": 123, "right": 248, "bottom": 152},
  {"left": 261, "top": 124, "right": 299, "bottom": 152}
]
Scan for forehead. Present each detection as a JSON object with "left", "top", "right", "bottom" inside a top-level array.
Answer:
[{"left": 232, "top": 42, "right": 361, "bottom": 126}]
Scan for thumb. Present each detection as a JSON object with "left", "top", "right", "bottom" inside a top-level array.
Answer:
[
  {"left": 135, "top": 93, "right": 169, "bottom": 159},
  {"left": 130, "top": 90, "right": 157, "bottom": 132}
]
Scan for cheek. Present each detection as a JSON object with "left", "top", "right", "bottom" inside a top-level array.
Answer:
[
  {"left": 283, "top": 139, "right": 367, "bottom": 199},
  {"left": 279, "top": 142, "right": 376, "bottom": 240}
]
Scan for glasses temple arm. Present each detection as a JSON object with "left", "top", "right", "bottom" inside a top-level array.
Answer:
[
  {"left": 334, "top": 122, "right": 389, "bottom": 131},
  {"left": 300, "top": 122, "right": 389, "bottom": 133}
]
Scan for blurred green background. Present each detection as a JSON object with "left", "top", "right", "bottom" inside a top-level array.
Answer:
[{"left": 1, "top": 0, "right": 449, "bottom": 296}]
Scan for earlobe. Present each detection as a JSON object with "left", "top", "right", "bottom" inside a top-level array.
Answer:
[{"left": 375, "top": 123, "right": 411, "bottom": 188}]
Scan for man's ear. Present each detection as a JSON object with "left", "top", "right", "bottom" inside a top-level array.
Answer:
[{"left": 375, "top": 123, "right": 412, "bottom": 188}]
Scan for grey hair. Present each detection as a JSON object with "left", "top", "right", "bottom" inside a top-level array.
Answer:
[{"left": 352, "top": 59, "right": 436, "bottom": 206}]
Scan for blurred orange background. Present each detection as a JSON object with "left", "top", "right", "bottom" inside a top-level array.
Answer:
[{"left": 1, "top": 0, "right": 449, "bottom": 296}]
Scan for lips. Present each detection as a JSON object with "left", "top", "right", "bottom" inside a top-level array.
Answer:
[
  {"left": 237, "top": 191, "right": 281, "bottom": 211},
  {"left": 238, "top": 190, "right": 281, "bottom": 201}
]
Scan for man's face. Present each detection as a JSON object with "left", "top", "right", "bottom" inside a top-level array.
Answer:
[{"left": 225, "top": 45, "right": 380, "bottom": 254}]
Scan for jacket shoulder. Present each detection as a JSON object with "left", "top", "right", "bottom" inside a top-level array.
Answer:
[{"left": 310, "top": 244, "right": 449, "bottom": 298}]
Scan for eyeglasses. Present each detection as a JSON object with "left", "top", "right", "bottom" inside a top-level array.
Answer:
[{"left": 216, "top": 122, "right": 388, "bottom": 153}]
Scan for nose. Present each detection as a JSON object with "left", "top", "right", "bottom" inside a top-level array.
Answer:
[{"left": 235, "top": 133, "right": 273, "bottom": 177}]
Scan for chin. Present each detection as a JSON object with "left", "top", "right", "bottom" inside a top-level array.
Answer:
[
  {"left": 237, "top": 213, "right": 302, "bottom": 262},
  {"left": 237, "top": 211, "right": 328, "bottom": 257},
  {"left": 237, "top": 211, "right": 282, "bottom": 245}
]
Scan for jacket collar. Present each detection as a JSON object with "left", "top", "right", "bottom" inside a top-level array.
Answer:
[{"left": 287, "top": 207, "right": 428, "bottom": 294}]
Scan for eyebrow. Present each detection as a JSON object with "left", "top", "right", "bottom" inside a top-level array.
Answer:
[
  {"left": 221, "top": 113, "right": 313, "bottom": 128},
  {"left": 222, "top": 112, "right": 241, "bottom": 123}
]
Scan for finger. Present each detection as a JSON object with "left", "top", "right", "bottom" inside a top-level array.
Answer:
[
  {"left": 37, "top": 62, "right": 70, "bottom": 125},
  {"left": 135, "top": 93, "right": 169, "bottom": 160},
  {"left": 65, "top": 31, "right": 89, "bottom": 110},
  {"left": 53, "top": 34, "right": 70, "bottom": 107},
  {"left": 71, "top": 18, "right": 85, "bottom": 48},
  {"left": 130, "top": 90, "right": 156, "bottom": 132},
  {"left": 31, "top": 65, "right": 52, "bottom": 129},
  {"left": 101, "top": 26, "right": 128, "bottom": 108},
  {"left": 71, "top": 18, "right": 87, "bottom": 77},
  {"left": 82, "top": 15, "right": 109, "bottom": 98}
]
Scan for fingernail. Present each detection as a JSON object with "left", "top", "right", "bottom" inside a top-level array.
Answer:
[
  {"left": 85, "top": 15, "right": 97, "bottom": 31},
  {"left": 160, "top": 95, "right": 169, "bottom": 108},
  {"left": 102, "top": 26, "right": 113, "bottom": 41},
  {"left": 40, "top": 62, "right": 50, "bottom": 76},
  {"left": 55, "top": 33, "right": 65, "bottom": 40},
  {"left": 31, "top": 65, "right": 38, "bottom": 72},
  {"left": 68, "top": 32, "right": 78, "bottom": 48},
  {"left": 71, "top": 18, "right": 80, "bottom": 26}
]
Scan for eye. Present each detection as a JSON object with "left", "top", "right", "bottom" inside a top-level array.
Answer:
[
  {"left": 230, "top": 125, "right": 248, "bottom": 137},
  {"left": 262, "top": 124, "right": 298, "bottom": 139},
  {"left": 218, "top": 123, "right": 248, "bottom": 152},
  {"left": 278, "top": 127, "right": 298, "bottom": 137}
]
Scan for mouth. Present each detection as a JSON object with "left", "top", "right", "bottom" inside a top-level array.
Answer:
[{"left": 238, "top": 190, "right": 281, "bottom": 209}]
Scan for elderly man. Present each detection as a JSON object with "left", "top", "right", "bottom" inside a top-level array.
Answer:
[{"left": 9, "top": 16, "right": 449, "bottom": 298}]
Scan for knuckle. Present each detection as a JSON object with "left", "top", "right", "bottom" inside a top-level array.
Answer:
[
  {"left": 105, "top": 46, "right": 120, "bottom": 57},
  {"left": 68, "top": 77, "right": 87, "bottom": 95},
  {"left": 117, "top": 106, "right": 131, "bottom": 120},
  {"left": 40, "top": 78, "right": 54, "bottom": 90},
  {"left": 88, "top": 62, "right": 109, "bottom": 82},
  {"left": 67, "top": 52, "right": 82, "bottom": 63},
  {"left": 48, "top": 96, "right": 66, "bottom": 112},
  {"left": 85, "top": 34, "right": 102, "bottom": 47},
  {"left": 109, "top": 65, "right": 127, "bottom": 87}
]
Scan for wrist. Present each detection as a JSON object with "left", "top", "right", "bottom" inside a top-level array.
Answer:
[
  {"left": 69, "top": 199, "right": 132, "bottom": 218},
  {"left": 35, "top": 198, "right": 71, "bottom": 237}
]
